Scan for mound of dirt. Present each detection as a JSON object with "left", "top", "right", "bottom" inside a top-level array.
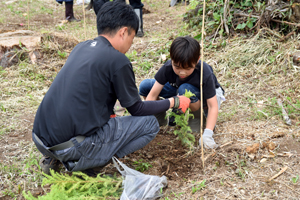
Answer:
[{"left": 0, "top": 31, "right": 79, "bottom": 68}]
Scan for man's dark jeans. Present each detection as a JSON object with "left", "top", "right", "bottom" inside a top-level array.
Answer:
[{"left": 33, "top": 115, "right": 159, "bottom": 172}]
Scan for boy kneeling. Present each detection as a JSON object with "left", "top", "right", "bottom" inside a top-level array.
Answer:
[{"left": 139, "top": 36, "right": 225, "bottom": 149}]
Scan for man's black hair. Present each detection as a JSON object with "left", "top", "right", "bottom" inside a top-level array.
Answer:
[
  {"left": 97, "top": 1, "right": 139, "bottom": 36},
  {"left": 170, "top": 36, "right": 201, "bottom": 69}
]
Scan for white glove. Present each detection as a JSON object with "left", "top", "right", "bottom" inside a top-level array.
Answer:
[{"left": 199, "top": 129, "right": 218, "bottom": 149}]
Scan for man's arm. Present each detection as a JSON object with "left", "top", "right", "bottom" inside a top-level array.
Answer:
[
  {"left": 205, "top": 95, "right": 218, "bottom": 130},
  {"left": 126, "top": 95, "right": 191, "bottom": 116},
  {"left": 145, "top": 81, "right": 164, "bottom": 101},
  {"left": 126, "top": 98, "right": 174, "bottom": 116}
]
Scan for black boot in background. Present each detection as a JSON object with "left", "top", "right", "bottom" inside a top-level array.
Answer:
[
  {"left": 134, "top": 8, "right": 144, "bottom": 37},
  {"left": 65, "top": 1, "right": 81, "bottom": 22},
  {"left": 85, "top": 0, "right": 93, "bottom": 10}
]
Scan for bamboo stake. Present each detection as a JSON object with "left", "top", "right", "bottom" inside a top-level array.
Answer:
[
  {"left": 82, "top": 0, "right": 87, "bottom": 40},
  {"left": 200, "top": 0, "right": 206, "bottom": 169},
  {"left": 27, "top": 0, "right": 30, "bottom": 29},
  {"left": 223, "top": 0, "right": 229, "bottom": 35}
]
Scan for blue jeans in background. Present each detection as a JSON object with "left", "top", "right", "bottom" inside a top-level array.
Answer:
[{"left": 139, "top": 79, "right": 200, "bottom": 103}]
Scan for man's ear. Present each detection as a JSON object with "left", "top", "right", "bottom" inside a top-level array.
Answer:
[{"left": 119, "top": 27, "right": 128, "bottom": 39}]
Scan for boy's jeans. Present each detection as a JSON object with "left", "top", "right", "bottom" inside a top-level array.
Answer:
[
  {"left": 139, "top": 79, "right": 200, "bottom": 103},
  {"left": 139, "top": 79, "right": 225, "bottom": 115}
]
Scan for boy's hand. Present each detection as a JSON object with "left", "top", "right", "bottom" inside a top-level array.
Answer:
[
  {"left": 199, "top": 128, "right": 218, "bottom": 149},
  {"left": 173, "top": 96, "right": 191, "bottom": 113}
]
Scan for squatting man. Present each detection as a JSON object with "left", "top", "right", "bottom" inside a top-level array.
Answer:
[{"left": 32, "top": 1, "right": 190, "bottom": 176}]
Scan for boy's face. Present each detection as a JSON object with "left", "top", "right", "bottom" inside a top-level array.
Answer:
[{"left": 172, "top": 61, "right": 196, "bottom": 79}]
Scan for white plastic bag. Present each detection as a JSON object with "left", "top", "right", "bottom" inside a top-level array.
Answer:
[
  {"left": 112, "top": 157, "right": 168, "bottom": 200},
  {"left": 75, "top": 0, "right": 90, "bottom": 5}
]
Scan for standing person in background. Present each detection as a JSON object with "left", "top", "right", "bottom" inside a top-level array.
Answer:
[
  {"left": 56, "top": 0, "right": 81, "bottom": 22},
  {"left": 126, "top": 0, "right": 144, "bottom": 37},
  {"left": 90, "top": 0, "right": 144, "bottom": 37}
]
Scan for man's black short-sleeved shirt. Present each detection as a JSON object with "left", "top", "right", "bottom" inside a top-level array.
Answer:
[
  {"left": 155, "top": 59, "right": 221, "bottom": 101},
  {"left": 33, "top": 36, "right": 141, "bottom": 146}
]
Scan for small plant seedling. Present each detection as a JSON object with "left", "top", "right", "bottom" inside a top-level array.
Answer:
[
  {"left": 220, "top": 178, "right": 224, "bottom": 186},
  {"left": 0, "top": 66, "right": 8, "bottom": 77},
  {"left": 57, "top": 50, "right": 67, "bottom": 59},
  {"left": 0, "top": 103, "right": 6, "bottom": 112},
  {"left": 291, "top": 175, "right": 299, "bottom": 184},
  {"left": 132, "top": 159, "right": 152, "bottom": 172},
  {"left": 171, "top": 191, "right": 185, "bottom": 198},
  {"left": 192, "top": 180, "right": 206, "bottom": 194},
  {"left": 2, "top": 189, "right": 16, "bottom": 198},
  {"left": 168, "top": 89, "right": 196, "bottom": 150}
]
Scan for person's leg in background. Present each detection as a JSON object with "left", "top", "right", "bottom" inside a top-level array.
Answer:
[
  {"left": 117, "top": 0, "right": 144, "bottom": 37},
  {"left": 56, "top": 0, "right": 80, "bottom": 22},
  {"left": 139, "top": 79, "right": 177, "bottom": 126},
  {"left": 92, "top": 0, "right": 110, "bottom": 15},
  {"left": 128, "top": 0, "right": 144, "bottom": 37},
  {"left": 65, "top": 1, "right": 81, "bottom": 22},
  {"left": 139, "top": 79, "right": 178, "bottom": 100}
]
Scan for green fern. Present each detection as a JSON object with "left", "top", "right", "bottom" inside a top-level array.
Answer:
[{"left": 23, "top": 170, "right": 123, "bottom": 200}]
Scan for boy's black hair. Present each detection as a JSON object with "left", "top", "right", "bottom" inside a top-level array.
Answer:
[
  {"left": 97, "top": 1, "right": 139, "bottom": 36},
  {"left": 170, "top": 36, "right": 200, "bottom": 69}
]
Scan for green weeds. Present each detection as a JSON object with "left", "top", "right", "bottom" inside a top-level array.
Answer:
[
  {"left": 2, "top": 189, "right": 16, "bottom": 198},
  {"left": 291, "top": 175, "right": 299, "bottom": 184},
  {"left": 41, "top": 6, "right": 53, "bottom": 15},
  {"left": 220, "top": 177, "right": 225, "bottom": 186},
  {"left": 191, "top": 180, "right": 206, "bottom": 194},
  {"left": 132, "top": 159, "right": 153, "bottom": 172},
  {"left": 250, "top": 96, "right": 300, "bottom": 121},
  {"left": 235, "top": 155, "right": 248, "bottom": 181},
  {"left": 57, "top": 50, "right": 67, "bottom": 59},
  {"left": 0, "top": 125, "right": 16, "bottom": 135},
  {"left": 126, "top": 50, "right": 138, "bottom": 61},
  {"left": 19, "top": 62, "right": 46, "bottom": 82},
  {"left": 0, "top": 66, "right": 8, "bottom": 77},
  {"left": 164, "top": 191, "right": 185, "bottom": 200},
  {"left": 0, "top": 103, "right": 6, "bottom": 112},
  {"left": 186, "top": 0, "right": 292, "bottom": 36}
]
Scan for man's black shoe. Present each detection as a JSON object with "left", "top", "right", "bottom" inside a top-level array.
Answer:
[{"left": 39, "top": 156, "right": 61, "bottom": 175}]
